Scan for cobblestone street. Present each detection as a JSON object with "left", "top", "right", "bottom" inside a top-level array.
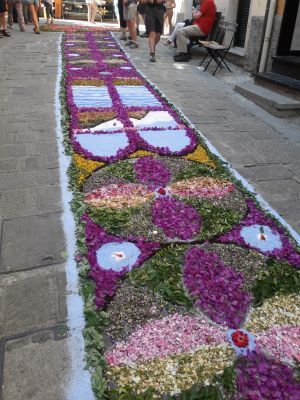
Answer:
[{"left": 0, "top": 25, "right": 299, "bottom": 399}]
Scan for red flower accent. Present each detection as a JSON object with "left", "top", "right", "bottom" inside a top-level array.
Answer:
[
  {"left": 259, "top": 233, "right": 266, "bottom": 241},
  {"left": 231, "top": 330, "right": 249, "bottom": 348},
  {"left": 157, "top": 188, "right": 166, "bottom": 195}
]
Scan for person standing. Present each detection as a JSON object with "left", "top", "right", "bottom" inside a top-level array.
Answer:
[
  {"left": 0, "top": 0, "right": 11, "bottom": 37},
  {"left": 86, "top": 0, "right": 97, "bottom": 23},
  {"left": 173, "top": 0, "right": 215, "bottom": 62},
  {"left": 123, "top": 0, "right": 138, "bottom": 49},
  {"left": 7, "top": 0, "right": 25, "bottom": 31},
  {"left": 118, "top": 0, "right": 127, "bottom": 40},
  {"left": 137, "top": 2, "right": 148, "bottom": 37},
  {"left": 141, "top": 0, "right": 165, "bottom": 62},
  {"left": 164, "top": 0, "right": 175, "bottom": 35},
  {"left": 22, "top": 0, "right": 40, "bottom": 33},
  {"left": 43, "top": 0, "right": 54, "bottom": 24}
]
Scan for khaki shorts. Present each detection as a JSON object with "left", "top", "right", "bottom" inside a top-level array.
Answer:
[{"left": 123, "top": 3, "right": 137, "bottom": 21}]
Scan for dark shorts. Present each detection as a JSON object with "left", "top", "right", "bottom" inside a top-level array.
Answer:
[
  {"left": 137, "top": 4, "right": 146, "bottom": 15},
  {"left": 0, "top": 0, "right": 7, "bottom": 13},
  {"left": 145, "top": 5, "right": 164, "bottom": 34}
]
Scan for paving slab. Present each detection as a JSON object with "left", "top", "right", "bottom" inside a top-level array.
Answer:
[
  {"left": 0, "top": 213, "right": 65, "bottom": 273},
  {"left": 0, "top": 188, "right": 39, "bottom": 220},
  {"left": 0, "top": 263, "right": 67, "bottom": 337},
  {"left": 238, "top": 164, "right": 294, "bottom": 182},
  {"left": 2, "top": 329, "right": 70, "bottom": 400},
  {"left": 34, "top": 185, "right": 63, "bottom": 213}
]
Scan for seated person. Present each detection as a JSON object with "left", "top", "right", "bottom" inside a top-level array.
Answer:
[
  {"left": 163, "top": 22, "right": 184, "bottom": 45},
  {"left": 163, "top": 1, "right": 198, "bottom": 46},
  {"left": 173, "top": 0, "right": 216, "bottom": 62}
]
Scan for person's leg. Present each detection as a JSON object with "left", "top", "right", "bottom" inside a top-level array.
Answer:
[
  {"left": 87, "top": 3, "right": 91, "bottom": 22},
  {"left": 176, "top": 24, "right": 204, "bottom": 55},
  {"left": 28, "top": 3, "right": 39, "bottom": 32},
  {"left": 155, "top": 32, "right": 160, "bottom": 45},
  {"left": 0, "top": 7, "right": 10, "bottom": 35},
  {"left": 0, "top": 12, "right": 5, "bottom": 33},
  {"left": 148, "top": 31, "right": 156, "bottom": 54},
  {"left": 15, "top": 2, "right": 25, "bottom": 31},
  {"left": 90, "top": 2, "right": 97, "bottom": 23},
  {"left": 164, "top": 21, "right": 184, "bottom": 44},
  {"left": 151, "top": 7, "right": 164, "bottom": 55},
  {"left": 49, "top": 4, "right": 53, "bottom": 21},
  {"left": 23, "top": 3, "right": 29, "bottom": 23},
  {"left": 127, "top": 4, "right": 137, "bottom": 44},
  {"left": 45, "top": 2, "right": 50, "bottom": 22},
  {"left": 7, "top": 1, "right": 13, "bottom": 28},
  {"left": 118, "top": 0, "right": 127, "bottom": 38},
  {"left": 167, "top": 9, "right": 173, "bottom": 35}
]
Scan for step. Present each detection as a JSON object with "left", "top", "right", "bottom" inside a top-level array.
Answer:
[
  {"left": 256, "top": 72, "right": 300, "bottom": 92},
  {"left": 271, "top": 56, "right": 300, "bottom": 80},
  {"left": 234, "top": 81, "right": 300, "bottom": 117}
]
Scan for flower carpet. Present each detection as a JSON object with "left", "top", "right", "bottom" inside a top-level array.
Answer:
[
  {"left": 61, "top": 31, "right": 300, "bottom": 399},
  {"left": 41, "top": 24, "right": 119, "bottom": 33}
]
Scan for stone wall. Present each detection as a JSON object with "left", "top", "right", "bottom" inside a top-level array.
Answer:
[
  {"left": 244, "top": 16, "right": 265, "bottom": 72},
  {"left": 266, "top": 15, "right": 283, "bottom": 71}
]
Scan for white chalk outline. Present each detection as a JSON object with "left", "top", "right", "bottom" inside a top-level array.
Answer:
[{"left": 55, "top": 34, "right": 95, "bottom": 400}]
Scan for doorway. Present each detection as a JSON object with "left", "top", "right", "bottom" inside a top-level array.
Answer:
[{"left": 234, "top": 0, "right": 251, "bottom": 48}]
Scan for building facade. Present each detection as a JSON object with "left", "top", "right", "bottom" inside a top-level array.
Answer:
[{"left": 213, "top": 0, "right": 299, "bottom": 88}]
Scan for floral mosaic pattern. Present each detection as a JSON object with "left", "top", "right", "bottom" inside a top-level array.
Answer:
[{"left": 62, "top": 31, "right": 300, "bottom": 399}]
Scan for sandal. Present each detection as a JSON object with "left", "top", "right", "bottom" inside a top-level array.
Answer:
[
  {"left": 2, "top": 30, "right": 11, "bottom": 37},
  {"left": 0, "top": 32, "right": 3, "bottom": 38},
  {"left": 33, "top": 27, "right": 40, "bottom": 34}
]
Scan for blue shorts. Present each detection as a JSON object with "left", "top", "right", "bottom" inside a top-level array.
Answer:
[{"left": 23, "top": 0, "right": 39, "bottom": 5}]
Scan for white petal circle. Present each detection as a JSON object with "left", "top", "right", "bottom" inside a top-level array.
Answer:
[
  {"left": 240, "top": 225, "right": 282, "bottom": 252},
  {"left": 96, "top": 242, "right": 141, "bottom": 271}
]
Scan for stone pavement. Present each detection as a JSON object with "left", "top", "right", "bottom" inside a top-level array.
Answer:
[
  {"left": 0, "top": 23, "right": 300, "bottom": 400},
  {"left": 0, "top": 30, "right": 93, "bottom": 400},
  {"left": 121, "top": 35, "right": 300, "bottom": 234}
]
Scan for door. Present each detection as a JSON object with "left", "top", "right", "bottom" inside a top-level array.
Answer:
[
  {"left": 234, "top": 0, "right": 251, "bottom": 48},
  {"left": 277, "top": 0, "right": 300, "bottom": 56}
]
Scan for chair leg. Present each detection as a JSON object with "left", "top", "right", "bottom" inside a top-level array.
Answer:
[
  {"left": 211, "top": 50, "right": 224, "bottom": 75},
  {"left": 203, "top": 49, "right": 215, "bottom": 71},
  {"left": 199, "top": 50, "right": 209, "bottom": 67},
  {"left": 219, "top": 51, "right": 232, "bottom": 72}
]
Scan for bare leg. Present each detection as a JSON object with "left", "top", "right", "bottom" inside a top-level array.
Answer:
[
  {"left": 128, "top": 19, "right": 137, "bottom": 42},
  {"left": 28, "top": 3, "right": 39, "bottom": 32},
  {"left": 0, "top": 12, "right": 6, "bottom": 31},
  {"left": 155, "top": 32, "right": 161, "bottom": 46},
  {"left": 148, "top": 31, "right": 156, "bottom": 53},
  {"left": 167, "top": 10, "right": 173, "bottom": 35},
  {"left": 87, "top": 3, "right": 91, "bottom": 22},
  {"left": 90, "top": 3, "right": 97, "bottom": 23}
]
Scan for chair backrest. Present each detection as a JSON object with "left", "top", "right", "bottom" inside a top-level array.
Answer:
[
  {"left": 208, "top": 11, "right": 222, "bottom": 41},
  {"left": 219, "top": 21, "right": 238, "bottom": 49}
]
